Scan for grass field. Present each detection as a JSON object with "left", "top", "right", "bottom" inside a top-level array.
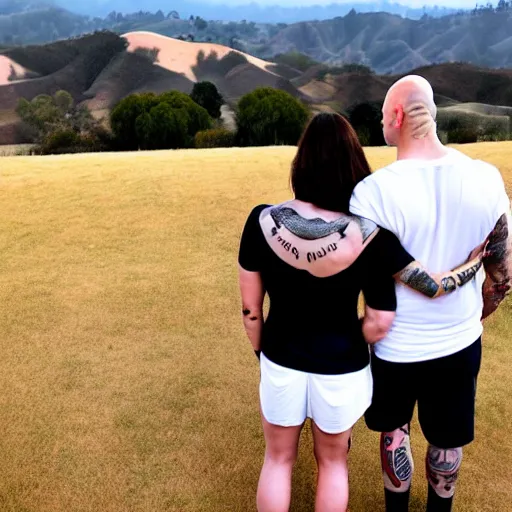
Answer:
[
  {"left": 0, "top": 144, "right": 34, "bottom": 156},
  {"left": 1, "top": 143, "right": 511, "bottom": 512}
]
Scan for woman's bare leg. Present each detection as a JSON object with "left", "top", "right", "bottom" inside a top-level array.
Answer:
[
  {"left": 257, "top": 412, "right": 304, "bottom": 512},
  {"left": 312, "top": 421, "right": 352, "bottom": 512}
]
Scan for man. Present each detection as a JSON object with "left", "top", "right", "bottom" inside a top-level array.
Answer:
[{"left": 349, "top": 75, "right": 511, "bottom": 511}]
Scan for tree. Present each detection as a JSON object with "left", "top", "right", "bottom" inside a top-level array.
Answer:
[
  {"left": 110, "top": 93, "right": 160, "bottom": 150},
  {"left": 110, "top": 90, "right": 211, "bottom": 151},
  {"left": 16, "top": 94, "right": 63, "bottom": 136},
  {"left": 159, "top": 90, "right": 211, "bottom": 142},
  {"left": 16, "top": 90, "right": 110, "bottom": 153},
  {"left": 136, "top": 103, "right": 188, "bottom": 150},
  {"left": 194, "top": 16, "right": 208, "bottom": 31},
  {"left": 190, "top": 81, "right": 224, "bottom": 119},
  {"left": 54, "top": 90, "right": 74, "bottom": 114},
  {"left": 236, "top": 87, "right": 310, "bottom": 147},
  {"left": 133, "top": 46, "right": 160, "bottom": 63},
  {"left": 345, "top": 102, "right": 385, "bottom": 146}
]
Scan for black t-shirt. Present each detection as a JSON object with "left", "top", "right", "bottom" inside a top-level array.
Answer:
[{"left": 238, "top": 205, "right": 414, "bottom": 375}]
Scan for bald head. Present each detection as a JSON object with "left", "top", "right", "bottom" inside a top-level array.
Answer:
[{"left": 384, "top": 75, "right": 437, "bottom": 139}]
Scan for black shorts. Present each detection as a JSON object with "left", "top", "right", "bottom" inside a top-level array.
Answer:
[{"left": 365, "top": 338, "right": 482, "bottom": 449}]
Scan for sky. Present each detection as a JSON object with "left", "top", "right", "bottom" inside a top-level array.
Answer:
[{"left": 195, "top": 0, "right": 477, "bottom": 6}]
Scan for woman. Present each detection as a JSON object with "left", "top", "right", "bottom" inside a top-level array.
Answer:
[{"left": 238, "top": 113, "right": 482, "bottom": 512}]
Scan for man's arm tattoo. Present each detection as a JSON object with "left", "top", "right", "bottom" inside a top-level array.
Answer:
[
  {"left": 481, "top": 214, "right": 511, "bottom": 317},
  {"left": 482, "top": 214, "right": 511, "bottom": 317},
  {"left": 398, "top": 257, "right": 483, "bottom": 298},
  {"left": 457, "top": 260, "right": 484, "bottom": 285},
  {"left": 485, "top": 214, "right": 509, "bottom": 276},
  {"left": 398, "top": 264, "right": 440, "bottom": 298},
  {"left": 441, "top": 276, "right": 457, "bottom": 293}
]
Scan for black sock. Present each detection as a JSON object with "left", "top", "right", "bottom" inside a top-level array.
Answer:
[
  {"left": 427, "top": 484, "right": 454, "bottom": 512},
  {"left": 384, "top": 488, "right": 410, "bottom": 512}
]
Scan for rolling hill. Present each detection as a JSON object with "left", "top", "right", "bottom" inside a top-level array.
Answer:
[
  {"left": 2, "top": 29, "right": 512, "bottom": 146},
  {"left": 0, "top": 31, "right": 305, "bottom": 144}
]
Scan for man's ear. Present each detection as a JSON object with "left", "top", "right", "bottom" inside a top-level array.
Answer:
[{"left": 394, "top": 105, "right": 404, "bottom": 128}]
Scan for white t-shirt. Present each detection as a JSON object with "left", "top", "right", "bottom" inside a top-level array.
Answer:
[{"left": 350, "top": 149, "right": 510, "bottom": 363}]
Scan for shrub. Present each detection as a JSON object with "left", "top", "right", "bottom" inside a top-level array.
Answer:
[
  {"left": 36, "top": 126, "right": 115, "bottom": 155},
  {"left": 195, "top": 128, "right": 235, "bottom": 148},
  {"left": 273, "top": 52, "right": 319, "bottom": 72},
  {"left": 37, "top": 129, "right": 81, "bottom": 155},
  {"left": 236, "top": 87, "right": 309, "bottom": 147},
  {"left": 317, "top": 64, "right": 374, "bottom": 80},
  {"left": 346, "top": 102, "right": 385, "bottom": 146},
  {"left": 447, "top": 126, "right": 479, "bottom": 144},
  {"left": 436, "top": 109, "right": 510, "bottom": 144}
]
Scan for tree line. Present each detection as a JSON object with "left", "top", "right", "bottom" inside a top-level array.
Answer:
[
  {"left": 16, "top": 83, "right": 311, "bottom": 154},
  {"left": 19, "top": 82, "right": 506, "bottom": 155}
]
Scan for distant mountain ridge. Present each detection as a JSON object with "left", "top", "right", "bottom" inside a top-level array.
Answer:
[
  {"left": 2, "top": 2, "right": 512, "bottom": 76},
  {"left": 260, "top": 9, "right": 512, "bottom": 73},
  {"left": 58, "top": 1, "right": 460, "bottom": 23}
]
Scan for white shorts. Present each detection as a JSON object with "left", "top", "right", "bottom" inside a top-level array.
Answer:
[{"left": 260, "top": 353, "right": 373, "bottom": 434}]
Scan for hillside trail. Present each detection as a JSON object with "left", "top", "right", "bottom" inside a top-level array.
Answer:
[{"left": 220, "top": 105, "right": 236, "bottom": 131}]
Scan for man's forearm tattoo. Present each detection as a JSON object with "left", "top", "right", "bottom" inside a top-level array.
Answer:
[
  {"left": 441, "top": 276, "right": 457, "bottom": 293},
  {"left": 399, "top": 265, "right": 440, "bottom": 298},
  {"left": 270, "top": 206, "right": 350, "bottom": 240},
  {"left": 456, "top": 259, "right": 483, "bottom": 286},
  {"left": 426, "top": 445, "right": 463, "bottom": 499},
  {"left": 400, "top": 258, "right": 483, "bottom": 298}
]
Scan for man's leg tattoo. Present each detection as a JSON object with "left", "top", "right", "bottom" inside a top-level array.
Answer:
[
  {"left": 381, "top": 424, "right": 414, "bottom": 492},
  {"left": 426, "top": 445, "right": 463, "bottom": 499}
]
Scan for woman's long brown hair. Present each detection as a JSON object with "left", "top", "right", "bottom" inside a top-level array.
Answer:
[{"left": 290, "top": 112, "right": 372, "bottom": 213}]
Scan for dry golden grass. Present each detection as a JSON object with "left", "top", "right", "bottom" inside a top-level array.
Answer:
[
  {"left": 0, "top": 143, "right": 511, "bottom": 512},
  {"left": 0, "top": 144, "right": 33, "bottom": 156}
]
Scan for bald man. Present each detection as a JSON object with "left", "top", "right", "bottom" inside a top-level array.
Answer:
[{"left": 350, "top": 76, "right": 511, "bottom": 511}]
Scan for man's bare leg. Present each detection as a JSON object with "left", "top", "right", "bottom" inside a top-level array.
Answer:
[
  {"left": 380, "top": 424, "right": 414, "bottom": 511},
  {"left": 426, "top": 445, "right": 463, "bottom": 512}
]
